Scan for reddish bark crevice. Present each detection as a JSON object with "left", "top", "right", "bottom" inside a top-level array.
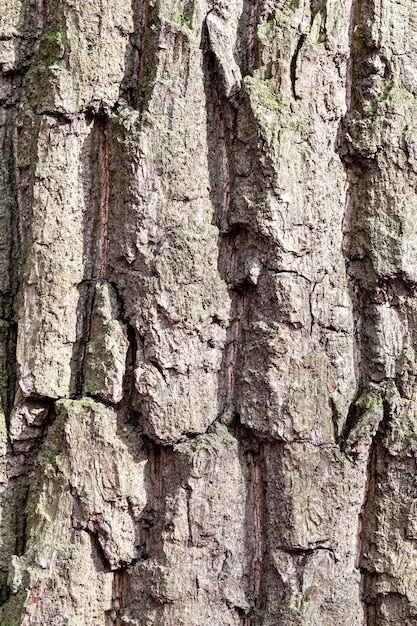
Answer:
[{"left": 100, "top": 120, "right": 109, "bottom": 278}]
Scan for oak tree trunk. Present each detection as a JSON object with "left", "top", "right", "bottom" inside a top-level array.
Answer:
[{"left": 1, "top": 0, "right": 417, "bottom": 624}]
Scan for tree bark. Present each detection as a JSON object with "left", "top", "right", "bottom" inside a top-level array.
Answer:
[{"left": 1, "top": 0, "right": 417, "bottom": 624}]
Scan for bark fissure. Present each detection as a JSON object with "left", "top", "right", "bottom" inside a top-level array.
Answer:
[
  {"left": 290, "top": 33, "right": 306, "bottom": 101},
  {"left": 100, "top": 117, "right": 109, "bottom": 278}
]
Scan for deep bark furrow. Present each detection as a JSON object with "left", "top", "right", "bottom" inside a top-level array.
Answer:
[{"left": 338, "top": 0, "right": 417, "bottom": 623}]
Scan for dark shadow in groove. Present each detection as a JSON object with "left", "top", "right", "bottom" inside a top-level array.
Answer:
[
  {"left": 339, "top": 388, "right": 363, "bottom": 448},
  {"left": 290, "top": 33, "right": 306, "bottom": 100},
  {"left": 0, "top": 67, "right": 41, "bottom": 605},
  {"left": 236, "top": 0, "right": 259, "bottom": 78},
  {"left": 356, "top": 422, "right": 383, "bottom": 626},
  {"left": 119, "top": 0, "right": 161, "bottom": 111},
  {"left": 202, "top": 12, "right": 270, "bottom": 620},
  {"left": 69, "top": 113, "right": 107, "bottom": 398}
]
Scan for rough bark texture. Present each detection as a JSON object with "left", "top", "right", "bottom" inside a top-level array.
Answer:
[{"left": 1, "top": 0, "right": 417, "bottom": 624}]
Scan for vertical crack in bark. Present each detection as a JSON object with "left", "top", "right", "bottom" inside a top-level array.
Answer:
[
  {"left": 134, "top": 0, "right": 159, "bottom": 112},
  {"left": 137, "top": 0, "right": 148, "bottom": 83},
  {"left": 122, "top": 318, "right": 138, "bottom": 407},
  {"left": 251, "top": 454, "right": 262, "bottom": 599},
  {"left": 4, "top": 324, "right": 17, "bottom": 430},
  {"left": 185, "top": 485, "right": 193, "bottom": 547},
  {"left": 108, "top": 569, "right": 127, "bottom": 626},
  {"left": 154, "top": 445, "right": 163, "bottom": 511},
  {"left": 341, "top": 0, "right": 363, "bottom": 401},
  {"left": 336, "top": 1, "right": 378, "bottom": 617},
  {"left": 203, "top": 13, "right": 273, "bottom": 613},
  {"left": 73, "top": 112, "right": 113, "bottom": 396},
  {"left": 290, "top": 33, "right": 306, "bottom": 100},
  {"left": 226, "top": 293, "right": 247, "bottom": 405},
  {"left": 203, "top": 28, "right": 250, "bottom": 419},
  {"left": 242, "top": 446, "right": 264, "bottom": 622},
  {"left": 33, "top": 0, "right": 44, "bottom": 55},
  {"left": 329, "top": 397, "right": 339, "bottom": 442},
  {"left": 4, "top": 123, "right": 24, "bottom": 426},
  {"left": 76, "top": 280, "right": 96, "bottom": 398},
  {"left": 220, "top": 121, "right": 230, "bottom": 220},
  {"left": 247, "top": 0, "right": 258, "bottom": 74},
  {"left": 357, "top": 429, "right": 379, "bottom": 626},
  {"left": 337, "top": 0, "right": 406, "bottom": 619},
  {"left": 337, "top": 0, "right": 364, "bottom": 442},
  {"left": 100, "top": 117, "right": 109, "bottom": 278},
  {"left": 0, "top": 96, "right": 49, "bottom": 604}
]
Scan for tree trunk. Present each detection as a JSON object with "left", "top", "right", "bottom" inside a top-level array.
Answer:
[{"left": 1, "top": 0, "right": 417, "bottom": 624}]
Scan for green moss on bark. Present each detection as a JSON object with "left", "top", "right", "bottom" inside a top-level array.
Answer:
[{"left": 0, "top": 589, "right": 28, "bottom": 626}]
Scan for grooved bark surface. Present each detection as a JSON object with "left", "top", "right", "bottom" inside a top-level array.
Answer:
[{"left": 1, "top": 0, "right": 417, "bottom": 624}]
